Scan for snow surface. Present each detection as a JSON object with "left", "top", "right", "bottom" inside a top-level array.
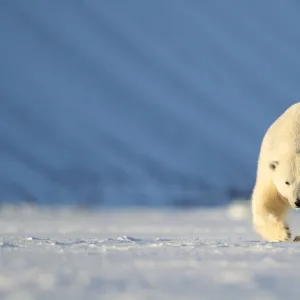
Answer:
[{"left": 0, "top": 203, "right": 299, "bottom": 299}]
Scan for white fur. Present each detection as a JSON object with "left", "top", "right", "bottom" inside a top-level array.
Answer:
[{"left": 252, "top": 103, "right": 300, "bottom": 242}]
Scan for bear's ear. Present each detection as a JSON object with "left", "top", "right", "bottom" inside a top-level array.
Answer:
[{"left": 269, "top": 161, "right": 279, "bottom": 170}]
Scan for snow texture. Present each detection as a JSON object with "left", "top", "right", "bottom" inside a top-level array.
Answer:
[
  {"left": 1, "top": 1, "right": 300, "bottom": 205},
  {"left": 0, "top": 203, "right": 299, "bottom": 299}
]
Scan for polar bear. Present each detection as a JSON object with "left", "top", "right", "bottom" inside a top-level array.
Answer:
[{"left": 252, "top": 103, "right": 300, "bottom": 242}]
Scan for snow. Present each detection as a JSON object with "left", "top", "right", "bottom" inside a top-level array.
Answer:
[{"left": 0, "top": 203, "right": 299, "bottom": 299}]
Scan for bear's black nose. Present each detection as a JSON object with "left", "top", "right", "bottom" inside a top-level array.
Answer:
[{"left": 295, "top": 199, "right": 300, "bottom": 208}]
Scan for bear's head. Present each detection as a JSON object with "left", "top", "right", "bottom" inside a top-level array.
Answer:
[{"left": 269, "top": 155, "right": 300, "bottom": 209}]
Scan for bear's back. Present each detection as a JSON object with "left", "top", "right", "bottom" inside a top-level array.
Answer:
[{"left": 260, "top": 103, "right": 300, "bottom": 159}]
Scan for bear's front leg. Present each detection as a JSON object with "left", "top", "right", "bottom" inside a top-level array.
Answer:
[
  {"left": 252, "top": 183, "right": 292, "bottom": 242},
  {"left": 253, "top": 215, "right": 292, "bottom": 242}
]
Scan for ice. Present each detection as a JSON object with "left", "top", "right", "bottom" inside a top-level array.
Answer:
[{"left": 0, "top": 203, "right": 297, "bottom": 299}]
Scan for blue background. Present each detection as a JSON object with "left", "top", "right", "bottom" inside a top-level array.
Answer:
[{"left": 0, "top": 1, "right": 299, "bottom": 207}]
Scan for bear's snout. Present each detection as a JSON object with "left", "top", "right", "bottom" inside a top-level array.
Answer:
[{"left": 295, "top": 198, "right": 300, "bottom": 208}]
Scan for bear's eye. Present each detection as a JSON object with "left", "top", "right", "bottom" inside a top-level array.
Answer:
[
  {"left": 285, "top": 181, "right": 290, "bottom": 186},
  {"left": 269, "top": 161, "right": 278, "bottom": 170}
]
